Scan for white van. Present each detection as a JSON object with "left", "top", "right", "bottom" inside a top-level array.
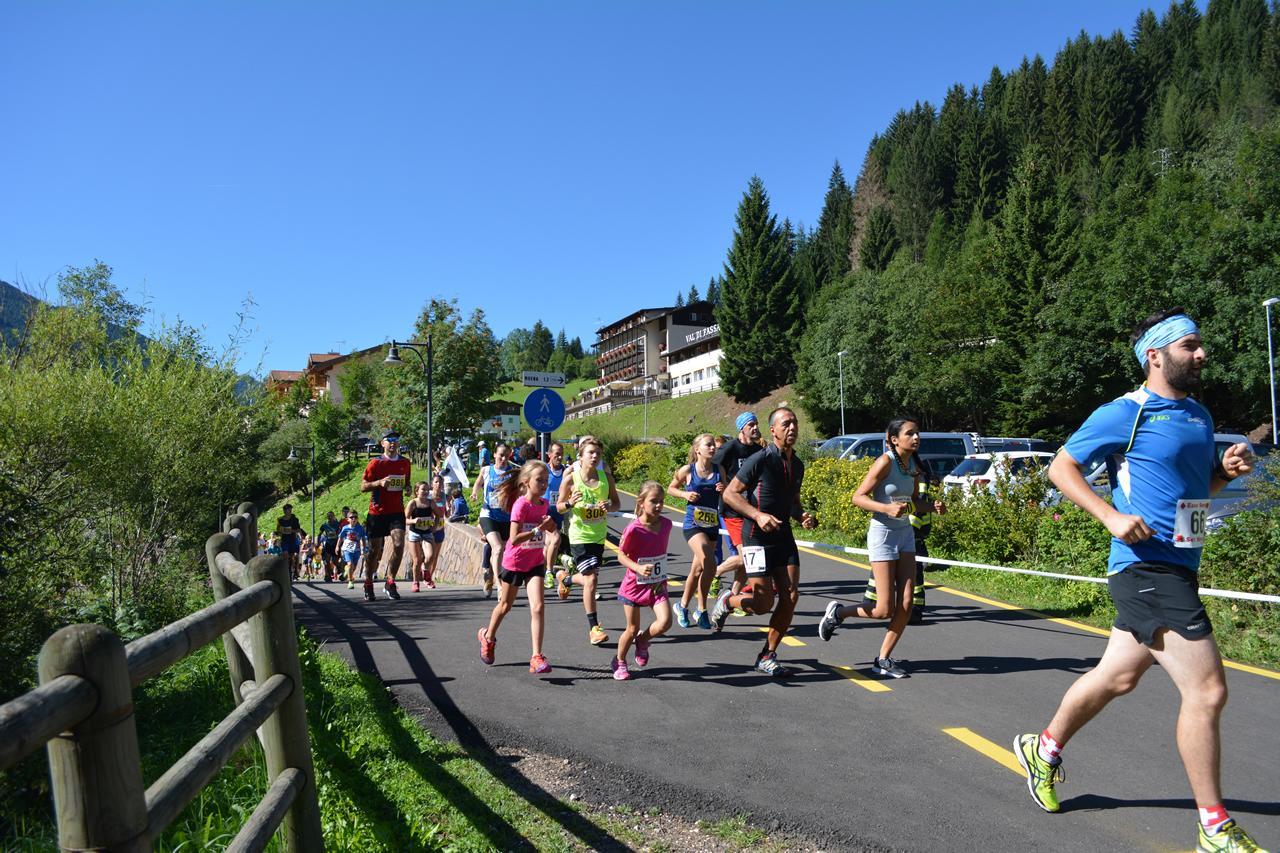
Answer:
[{"left": 831, "top": 432, "right": 978, "bottom": 462}]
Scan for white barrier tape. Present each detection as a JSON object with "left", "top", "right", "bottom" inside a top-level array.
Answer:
[{"left": 609, "top": 511, "right": 1279, "bottom": 604}]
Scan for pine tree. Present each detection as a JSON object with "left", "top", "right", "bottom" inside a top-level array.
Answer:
[
  {"left": 524, "top": 321, "right": 554, "bottom": 371},
  {"left": 554, "top": 328, "right": 568, "bottom": 353},
  {"left": 675, "top": 292, "right": 685, "bottom": 307},
  {"left": 686, "top": 283, "right": 700, "bottom": 304},
  {"left": 717, "top": 176, "right": 799, "bottom": 402},
  {"left": 813, "top": 161, "right": 856, "bottom": 288},
  {"left": 706, "top": 276, "right": 721, "bottom": 305},
  {"left": 859, "top": 207, "right": 899, "bottom": 272}
]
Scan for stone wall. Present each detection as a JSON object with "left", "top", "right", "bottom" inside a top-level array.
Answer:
[{"left": 428, "top": 521, "right": 485, "bottom": 585}]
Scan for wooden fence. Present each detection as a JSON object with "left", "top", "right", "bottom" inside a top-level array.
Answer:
[{"left": 0, "top": 502, "right": 324, "bottom": 852}]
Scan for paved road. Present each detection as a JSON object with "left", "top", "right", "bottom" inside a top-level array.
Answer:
[{"left": 291, "top": 502, "right": 1280, "bottom": 852}]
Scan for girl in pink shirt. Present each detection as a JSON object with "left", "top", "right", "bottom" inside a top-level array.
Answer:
[
  {"left": 613, "top": 481, "right": 674, "bottom": 681},
  {"left": 479, "top": 461, "right": 557, "bottom": 674}
]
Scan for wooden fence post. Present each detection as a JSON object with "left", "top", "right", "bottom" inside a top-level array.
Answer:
[
  {"left": 207, "top": 532, "right": 255, "bottom": 706},
  {"left": 38, "top": 624, "right": 149, "bottom": 852},
  {"left": 243, "top": 554, "right": 324, "bottom": 852}
]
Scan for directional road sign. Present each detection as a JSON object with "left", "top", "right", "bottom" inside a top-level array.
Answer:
[
  {"left": 523, "top": 388, "right": 566, "bottom": 434},
  {"left": 521, "top": 371, "right": 566, "bottom": 388}
]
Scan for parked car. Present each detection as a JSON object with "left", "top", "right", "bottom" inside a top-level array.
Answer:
[
  {"left": 831, "top": 432, "right": 979, "bottom": 462},
  {"left": 943, "top": 451, "right": 1056, "bottom": 493},
  {"left": 975, "top": 436, "right": 1060, "bottom": 453}
]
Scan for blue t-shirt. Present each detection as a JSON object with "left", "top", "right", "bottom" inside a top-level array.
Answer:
[
  {"left": 450, "top": 496, "right": 469, "bottom": 521},
  {"left": 1062, "top": 387, "right": 1215, "bottom": 574}
]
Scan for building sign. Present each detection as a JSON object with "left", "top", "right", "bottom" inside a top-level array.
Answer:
[{"left": 684, "top": 324, "right": 719, "bottom": 345}]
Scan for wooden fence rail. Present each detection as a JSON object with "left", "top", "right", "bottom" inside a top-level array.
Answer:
[{"left": 0, "top": 501, "right": 324, "bottom": 852}]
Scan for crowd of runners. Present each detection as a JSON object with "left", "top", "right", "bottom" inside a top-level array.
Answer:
[{"left": 276, "top": 307, "right": 1265, "bottom": 853}]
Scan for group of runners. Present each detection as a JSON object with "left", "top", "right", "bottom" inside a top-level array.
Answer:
[{"left": 306, "top": 306, "right": 1264, "bottom": 853}]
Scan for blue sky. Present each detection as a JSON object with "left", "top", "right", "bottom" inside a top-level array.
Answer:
[{"left": 2, "top": 1, "right": 1175, "bottom": 375}]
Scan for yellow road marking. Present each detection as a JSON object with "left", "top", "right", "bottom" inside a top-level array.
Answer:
[
  {"left": 757, "top": 626, "right": 806, "bottom": 647},
  {"left": 943, "top": 727, "right": 1024, "bottom": 776},
  {"left": 829, "top": 664, "right": 892, "bottom": 692}
]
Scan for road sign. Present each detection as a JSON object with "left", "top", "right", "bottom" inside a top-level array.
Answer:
[
  {"left": 521, "top": 371, "right": 566, "bottom": 388},
  {"left": 523, "top": 388, "right": 566, "bottom": 434}
]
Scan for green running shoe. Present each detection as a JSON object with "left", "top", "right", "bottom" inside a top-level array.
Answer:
[
  {"left": 1013, "top": 733, "right": 1064, "bottom": 813},
  {"left": 709, "top": 575, "right": 721, "bottom": 596},
  {"left": 1196, "top": 819, "right": 1268, "bottom": 853}
]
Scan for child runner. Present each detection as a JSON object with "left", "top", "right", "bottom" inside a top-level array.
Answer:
[
  {"left": 478, "top": 460, "right": 556, "bottom": 674},
  {"left": 612, "top": 482, "right": 674, "bottom": 681},
  {"left": 405, "top": 482, "right": 438, "bottom": 593},
  {"left": 338, "top": 512, "right": 368, "bottom": 589},
  {"left": 667, "top": 433, "right": 721, "bottom": 629},
  {"left": 425, "top": 474, "right": 449, "bottom": 588},
  {"left": 472, "top": 442, "right": 517, "bottom": 599},
  {"left": 555, "top": 436, "right": 621, "bottom": 645},
  {"left": 816, "top": 416, "right": 945, "bottom": 678},
  {"left": 542, "top": 441, "right": 569, "bottom": 590}
]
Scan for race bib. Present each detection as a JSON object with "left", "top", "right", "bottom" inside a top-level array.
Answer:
[
  {"left": 581, "top": 505, "right": 607, "bottom": 522},
  {"left": 519, "top": 522, "right": 546, "bottom": 550},
  {"left": 1173, "top": 500, "right": 1210, "bottom": 548},
  {"left": 385, "top": 475, "right": 406, "bottom": 492},
  {"left": 692, "top": 507, "right": 719, "bottom": 528},
  {"left": 635, "top": 556, "right": 667, "bottom": 585},
  {"left": 413, "top": 517, "right": 433, "bottom": 531},
  {"left": 742, "top": 545, "right": 767, "bottom": 576},
  {"left": 487, "top": 491, "right": 504, "bottom": 510}
]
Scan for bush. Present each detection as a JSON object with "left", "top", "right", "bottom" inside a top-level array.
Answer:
[
  {"left": 800, "top": 457, "right": 874, "bottom": 540},
  {"left": 929, "top": 470, "right": 1053, "bottom": 566},
  {"left": 610, "top": 442, "right": 675, "bottom": 486}
]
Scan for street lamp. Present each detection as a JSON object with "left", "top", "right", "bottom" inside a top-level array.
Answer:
[
  {"left": 836, "top": 350, "right": 849, "bottom": 436},
  {"left": 385, "top": 338, "right": 434, "bottom": 468},
  {"left": 286, "top": 444, "right": 316, "bottom": 548},
  {"left": 1265, "top": 297, "right": 1279, "bottom": 445}
]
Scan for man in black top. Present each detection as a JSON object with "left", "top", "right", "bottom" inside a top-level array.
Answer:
[
  {"left": 709, "top": 412, "right": 763, "bottom": 593},
  {"left": 715, "top": 407, "right": 818, "bottom": 676}
]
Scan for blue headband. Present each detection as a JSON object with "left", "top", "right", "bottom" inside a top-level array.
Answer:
[
  {"left": 736, "top": 412, "right": 758, "bottom": 431},
  {"left": 1133, "top": 314, "right": 1199, "bottom": 367}
]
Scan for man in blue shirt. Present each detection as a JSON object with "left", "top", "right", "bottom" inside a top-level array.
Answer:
[{"left": 1014, "top": 308, "right": 1260, "bottom": 853}]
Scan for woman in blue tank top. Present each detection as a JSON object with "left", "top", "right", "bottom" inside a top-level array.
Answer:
[
  {"left": 471, "top": 442, "right": 516, "bottom": 597},
  {"left": 666, "top": 434, "right": 721, "bottom": 629}
]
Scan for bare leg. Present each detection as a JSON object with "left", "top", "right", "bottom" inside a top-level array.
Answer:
[
  {"left": 764, "top": 565, "right": 798, "bottom": 652},
  {"left": 485, "top": 578, "right": 521, "bottom": 640},
  {"left": 729, "top": 576, "right": 775, "bottom": 616},
  {"left": 381, "top": 529, "right": 406, "bottom": 582},
  {"left": 526, "top": 575, "right": 546, "bottom": 656},
  {"left": 648, "top": 599, "right": 673, "bottom": 640},
  {"left": 1046, "top": 628, "right": 1156, "bottom": 746},
  {"left": 1149, "top": 631, "right": 1229, "bottom": 807},
  {"left": 408, "top": 539, "right": 425, "bottom": 584},
  {"left": 840, "top": 560, "right": 895, "bottom": 621},
  {"left": 877, "top": 554, "right": 915, "bottom": 660},
  {"left": 617, "top": 604, "right": 642, "bottom": 661}
]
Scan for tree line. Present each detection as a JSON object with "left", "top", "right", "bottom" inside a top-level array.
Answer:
[{"left": 716, "top": 0, "right": 1280, "bottom": 439}]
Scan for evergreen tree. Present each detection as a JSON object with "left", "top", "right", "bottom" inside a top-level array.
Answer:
[
  {"left": 675, "top": 291, "right": 685, "bottom": 307},
  {"left": 568, "top": 336, "right": 585, "bottom": 359},
  {"left": 705, "top": 276, "right": 721, "bottom": 305},
  {"left": 554, "top": 328, "right": 568, "bottom": 353},
  {"left": 686, "top": 283, "right": 700, "bottom": 304},
  {"left": 859, "top": 207, "right": 899, "bottom": 272},
  {"left": 524, "top": 321, "right": 554, "bottom": 371},
  {"left": 716, "top": 176, "right": 799, "bottom": 402},
  {"left": 813, "top": 161, "right": 857, "bottom": 288}
]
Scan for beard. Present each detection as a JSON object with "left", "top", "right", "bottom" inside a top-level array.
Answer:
[{"left": 1164, "top": 353, "right": 1203, "bottom": 393}]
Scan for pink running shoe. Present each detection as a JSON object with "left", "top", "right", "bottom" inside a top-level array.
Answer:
[
  {"left": 529, "top": 654, "right": 552, "bottom": 674},
  {"left": 425, "top": 578, "right": 436, "bottom": 589},
  {"left": 478, "top": 628, "right": 495, "bottom": 665},
  {"left": 411, "top": 581, "right": 421, "bottom": 593},
  {"left": 611, "top": 658, "right": 631, "bottom": 681},
  {"left": 634, "top": 637, "right": 651, "bottom": 668}
]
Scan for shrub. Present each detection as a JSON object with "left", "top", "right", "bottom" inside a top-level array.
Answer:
[
  {"left": 800, "top": 457, "right": 874, "bottom": 540},
  {"left": 610, "top": 442, "right": 675, "bottom": 485}
]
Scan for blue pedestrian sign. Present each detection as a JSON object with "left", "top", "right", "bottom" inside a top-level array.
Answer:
[{"left": 523, "top": 388, "right": 566, "bottom": 434}]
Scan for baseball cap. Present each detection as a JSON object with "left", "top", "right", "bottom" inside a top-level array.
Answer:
[{"left": 735, "top": 412, "right": 758, "bottom": 431}]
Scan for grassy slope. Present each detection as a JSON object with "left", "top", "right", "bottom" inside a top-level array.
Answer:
[{"left": 490, "top": 378, "right": 595, "bottom": 405}]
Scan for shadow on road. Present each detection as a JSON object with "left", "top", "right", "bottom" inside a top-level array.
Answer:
[
  {"left": 1062, "top": 794, "right": 1280, "bottom": 817},
  {"left": 294, "top": 584, "right": 629, "bottom": 851}
]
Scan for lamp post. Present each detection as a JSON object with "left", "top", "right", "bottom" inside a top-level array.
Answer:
[
  {"left": 1265, "top": 297, "right": 1279, "bottom": 445},
  {"left": 385, "top": 338, "right": 434, "bottom": 469},
  {"left": 836, "top": 349, "right": 849, "bottom": 436},
  {"left": 286, "top": 444, "right": 316, "bottom": 544}
]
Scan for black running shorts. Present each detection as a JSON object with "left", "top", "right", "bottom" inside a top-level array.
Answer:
[
  {"left": 365, "top": 513, "right": 406, "bottom": 539},
  {"left": 479, "top": 516, "right": 511, "bottom": 540},
  {"left": 741, "top": 526, "right": 799, "bottom": 577},
  {"left": 1108, "top": 561, "right": 1213, "bottom": 647},
  {"left": 570, "top": 542, "right": 605, "bottom": 575},
  {"left": 498, "top": 565, "right": 546, "bottom": 587}
]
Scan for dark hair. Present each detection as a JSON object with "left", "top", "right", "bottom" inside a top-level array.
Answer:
[
  {"left": 283, "top": 503, "right": 293, "bottom": 511},
  {"left": 1129, "top": 306, "right": 1187, "bottom": 348},
  {"left": 885, "top": 416, "right": 921, "bottom": 475},
  {"left": 768, "top": 406, "right": 796, "bottom": 426}
]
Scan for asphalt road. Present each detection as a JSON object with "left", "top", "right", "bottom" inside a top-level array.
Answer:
[{"left": 291, "top": 502, "right": 1280, "bottom": 852}]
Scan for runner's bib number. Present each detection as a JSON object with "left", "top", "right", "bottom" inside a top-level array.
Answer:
[
  {"left": 581, "top": 505, "right": 607, "bottom": 522},
  {"left": 742, "top": 545, "right": 767, "bottom": 576},
  {"left": 384, "top": 475, "right": 405, "bottom": 491},
  {"left": 1173, "top": 500, "right": 1210, "bottom": 548},
  {"left": 692, "top": 507, "right": 719, "bottom": 528},
  {"left": 413, "top": 517, "right": 433, "bottom": 531},
  {"left": 519, "top": 522, "right": 545, "bottom": 550},
  {"left": 635, "top": 556, "right": 667, "bottom": 585}
]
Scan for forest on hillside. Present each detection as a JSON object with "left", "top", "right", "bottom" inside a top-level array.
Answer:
[{"left": 716, "top": 0, "right": 1280, "bottom": 438}]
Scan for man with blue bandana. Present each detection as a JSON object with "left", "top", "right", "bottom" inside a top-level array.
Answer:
[{"left": 1014, "top": 308, "right": 1263, "bottom": 853}]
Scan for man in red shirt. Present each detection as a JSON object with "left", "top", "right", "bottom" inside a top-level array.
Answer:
[{"left": 361, "top": 430, "right": 412, "bottom": 602}]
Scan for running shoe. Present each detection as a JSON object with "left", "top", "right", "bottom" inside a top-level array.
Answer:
[
  {"left": 1013, "top": 733, "right": 1065, "bottom": 813},
  {"left": 558, "top": 553, "right": 576, "bottom": 570},
  {"left": 611, "top": 658, "right": 631, "bottom": 681},
  {"left": 477, "top": 628, "right": 495, "bottom": 665},
  {"left": 362, "top": 584, "right": 375, "bottom": 602},
  {"left": 873, "top": 657, "right": 907, "bottom": 678},
  {"left": 347, "top": 580, "right": 355, "bottom": 590},
  {"left": 556, "top": 570, "right": 572, "bottom": 601},
  {"left": 529, "top": 654, "right": 552, "bottom": 675},
  {"left": 818, "top": 600, "right": 841, "bottom": 642},
  {"left": 710, "top": 590, "right": 733, "bottom": 632},
  {"left": 694, "top": 609, "right": 712, "bottom": 630},
  {"left": 1196, "top": 819, "right": 1267, "bottom": 852},
  {"left": 411, "top": 581, "right": 421, "bottom": 593},
  {"left": 384, "top": 582, "right": 401, "bottom": 601},
  {"left": 754, "top": 650, "right": 792, "bottom": 678},
  {"left": 483, "top": 570, "right": 494, "bottom": 599},
  {"left": 673, "top": 601, "right": 691, "bottom": 629},
  {"left": 544, "top": 571, "right": 555, "bottom": 590},
  {"left": 425, "top": 578, "right": 436, "bottom": 589},
  {"left": 709, "top": 575, "right": 721, "bottom": 596},
  {"left": 589, "top": 625, "right": 609, "bottom": 645},
  {"left": 733, "top": 607, "right": 747, "bottom": 617},
  {"left": 634, "top": 637, "right": 651, "bottom": 667}
]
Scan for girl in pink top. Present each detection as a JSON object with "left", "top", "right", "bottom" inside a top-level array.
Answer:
[
  {"left": 479, "top": 461, "right": 557, "bottom": 674},
  {"left": 612, "top": 481, "right": 674, "bottom": 681}
]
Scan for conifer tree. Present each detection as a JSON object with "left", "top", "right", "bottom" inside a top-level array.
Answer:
[
  {"left": 686, "top": 283, "right": 700, "bottom": 304},
  {"left": 675, "top": 292, "right": 685, "bottom": 307},
  {"left": 716, "top": 176, "right": 799, "bottom": 402},
  {"left": 705, "top": 276, "right": 721, "bottom": 305},
  {"left": 859, "top": 207, "right": 899, "bottom": 272},
  {"left": 813, "top": 161, "right": 857, "bottom": 288}
]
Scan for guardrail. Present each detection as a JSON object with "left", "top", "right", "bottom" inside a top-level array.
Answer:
[{"left": 0, "top": 502, "right": 323, "bottom": 852}]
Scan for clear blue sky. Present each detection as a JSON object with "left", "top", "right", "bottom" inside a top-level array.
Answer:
[{"left": 2, "top": 1, "right": 1175, "bottom": 376}]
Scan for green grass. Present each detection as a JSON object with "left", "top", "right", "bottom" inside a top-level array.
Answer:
[
  {"left": 259, "top": 458, "right": 370, "bottom": 537},
  {"left": 489, "top": 378, "right": 595, "bottom": 406},
  {"left": 697, "top": 815, "right": 769, "bottom": 848}
]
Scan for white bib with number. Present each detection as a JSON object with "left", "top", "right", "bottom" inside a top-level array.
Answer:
[
  {"left": 692, "top": 506, "right": 719, "bottom": 528},
  {"left": 634, "top": 556, "right": 667, "bottom": 585},
  {"left": 519, "top": 522, "right": 545, "bottom": 550},
  {"left": 1173, "top": 500, "right": 1210, "bottom": 548},
  {"left": 385, "top": 475, "right": 405, "bottom": 492},
  {"left": 742, "top": 545, "right": 768, "bottom": 576}
]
